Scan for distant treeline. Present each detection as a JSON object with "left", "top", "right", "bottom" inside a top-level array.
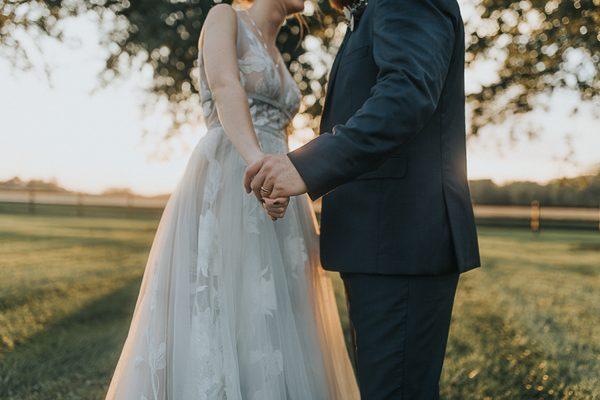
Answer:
[
  {"left": 470, "top": 172, "right": 600, "bottom": 208},
  {"left": 1, "top": 177, "right": 68, "bottom": 192},
  {"left": 2, "top": 174, "right": 599, "bottom": 208},
  {"left": 0, "top": 177, "right": 169, "bottom": 200}
]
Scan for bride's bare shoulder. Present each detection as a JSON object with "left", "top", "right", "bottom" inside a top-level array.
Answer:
[
  {"left": 199, "top": 4, "right": 237, "bottom": 48},
  {"left": 205, "top": 4, "right": 237, "bottom": 30}
]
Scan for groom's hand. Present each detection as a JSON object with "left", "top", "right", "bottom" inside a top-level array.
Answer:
[{"left": 244, "top": 154, "right": 307, "bottom": 200}]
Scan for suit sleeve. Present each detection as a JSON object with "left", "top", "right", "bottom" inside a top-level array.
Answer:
[{"left": 288, "top": 0, "right": 455, "bottom": 200}]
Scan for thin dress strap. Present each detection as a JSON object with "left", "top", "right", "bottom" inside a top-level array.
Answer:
[{"left": 200, "top": 9, "right": 292, "bottom": 120}]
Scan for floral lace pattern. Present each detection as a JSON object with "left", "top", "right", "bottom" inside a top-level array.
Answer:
[
  {"left": 190, "top": 11, "right": 302, "bottom": 399},
  {"left": 198, "top": 9, "right": 301, "bottom": 141},
  {"left": 105, "top": 7, "right": 359, "bottom": 400}
]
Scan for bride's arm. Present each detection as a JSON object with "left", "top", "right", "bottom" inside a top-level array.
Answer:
[{"left": 200, "top": 4, "right": 263, "bottom": 165}]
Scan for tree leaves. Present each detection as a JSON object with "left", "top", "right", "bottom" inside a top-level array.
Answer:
[{"left": 2, "top": 0, "right": 598, "bottom": 139}]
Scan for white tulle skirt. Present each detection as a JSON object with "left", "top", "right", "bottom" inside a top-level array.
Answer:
[{"left": 105, "top": 126, "right": 359, "bottom": 400}]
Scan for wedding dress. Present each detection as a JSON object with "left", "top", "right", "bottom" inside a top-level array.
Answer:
[{"left": 106, "top": 10, "right": 359, "bottom": 400}]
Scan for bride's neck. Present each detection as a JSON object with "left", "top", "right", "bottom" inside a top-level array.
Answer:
[{"left": 247, "top": 0, "right": 286, "bottom": 44}]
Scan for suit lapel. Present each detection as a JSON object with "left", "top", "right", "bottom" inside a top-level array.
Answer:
[{"left": 320, "top": 28, "right": 352, "bottom": 132}]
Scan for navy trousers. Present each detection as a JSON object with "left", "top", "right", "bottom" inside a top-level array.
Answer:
[{"left": 341, "top": 272, "right": 459, "bottom": 400}]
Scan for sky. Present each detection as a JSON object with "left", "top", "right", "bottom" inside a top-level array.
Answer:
[{"left": 1, "top": 14, "right": 598, "bottom": 196}]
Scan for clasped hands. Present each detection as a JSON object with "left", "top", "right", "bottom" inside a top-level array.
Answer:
[{"left": 243, "top": 154, "right": 308, "bottom": 221}]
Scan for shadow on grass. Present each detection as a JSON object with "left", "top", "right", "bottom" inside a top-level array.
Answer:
[
  {"left": 0, "top": 279, "right": 141, "bottom": 400},
  {"left": 572, "top": 241, "right": 600, "bottom": 252},
  {"left": 0, "top": 231, "right": 152, "bottom": 252}
]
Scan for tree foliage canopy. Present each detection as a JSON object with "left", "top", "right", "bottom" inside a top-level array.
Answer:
[{"left": 2, "top": 0, "right": 598, "bottom": 137}]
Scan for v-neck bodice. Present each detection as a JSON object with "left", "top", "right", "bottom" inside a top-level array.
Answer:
[
  {"left": 197, "top": 9, "right": 301, "bottom": 142},
  {"left": 238, "top": 10, "right": 284, "bottom": 82}
]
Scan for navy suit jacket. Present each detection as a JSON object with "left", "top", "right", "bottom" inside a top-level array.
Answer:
[{"left": 288, "top": 0, "right": 480, "bottom": 275}]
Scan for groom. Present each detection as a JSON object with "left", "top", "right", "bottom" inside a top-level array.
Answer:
[{"left": 245, "top": 0, "right": 480, "bottom": 397}]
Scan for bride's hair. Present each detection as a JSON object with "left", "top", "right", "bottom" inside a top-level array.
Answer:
[
  {"left": 329, "top": 0, "right": 350, "bottom": 10},
  {"left": 232, "top": 0, "right": 310, "bottom": 38}
]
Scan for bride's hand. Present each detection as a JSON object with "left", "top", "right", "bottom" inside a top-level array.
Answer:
[
  {"left": 263, "top": 197, "right": 289, "bottom": 221},
  {"left": 245, "top": 150, "right": 265, "bottom": 167}
]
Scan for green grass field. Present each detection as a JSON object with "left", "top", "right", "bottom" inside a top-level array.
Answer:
[{"left": 0, "top": 211, "right": 598, "bottom": 399}]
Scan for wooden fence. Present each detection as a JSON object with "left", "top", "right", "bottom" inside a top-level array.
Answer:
[
  {"left": 473, "top": 202, "right": 599, "bottom": 231},
  {"left": 0, "top": 190, "right": 598, "bottom": 231},
  {"left": 0, "top": 190, "right": 166, "bottom": 220}
]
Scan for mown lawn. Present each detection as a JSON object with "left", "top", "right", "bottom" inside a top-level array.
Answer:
[{"left": 0, "top": 212, "right": 598, "bottom": 399}]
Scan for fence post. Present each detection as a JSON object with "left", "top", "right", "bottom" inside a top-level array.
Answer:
[
  {"left": 28, "top": 189, "right": 35, "bottom": 214},
  {"left": 530, "top": 200, "right": 540, "bottom": 233},
  {"left": 77, "top": 193, "right": 84, "bottom": 217},
  {"left": 126, "top": 193, "right": 133, "bottom": 218}
]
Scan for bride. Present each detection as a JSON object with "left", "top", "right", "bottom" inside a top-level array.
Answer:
[{"left": 105, "top": 0, "right": 359, "bottom": 399}]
